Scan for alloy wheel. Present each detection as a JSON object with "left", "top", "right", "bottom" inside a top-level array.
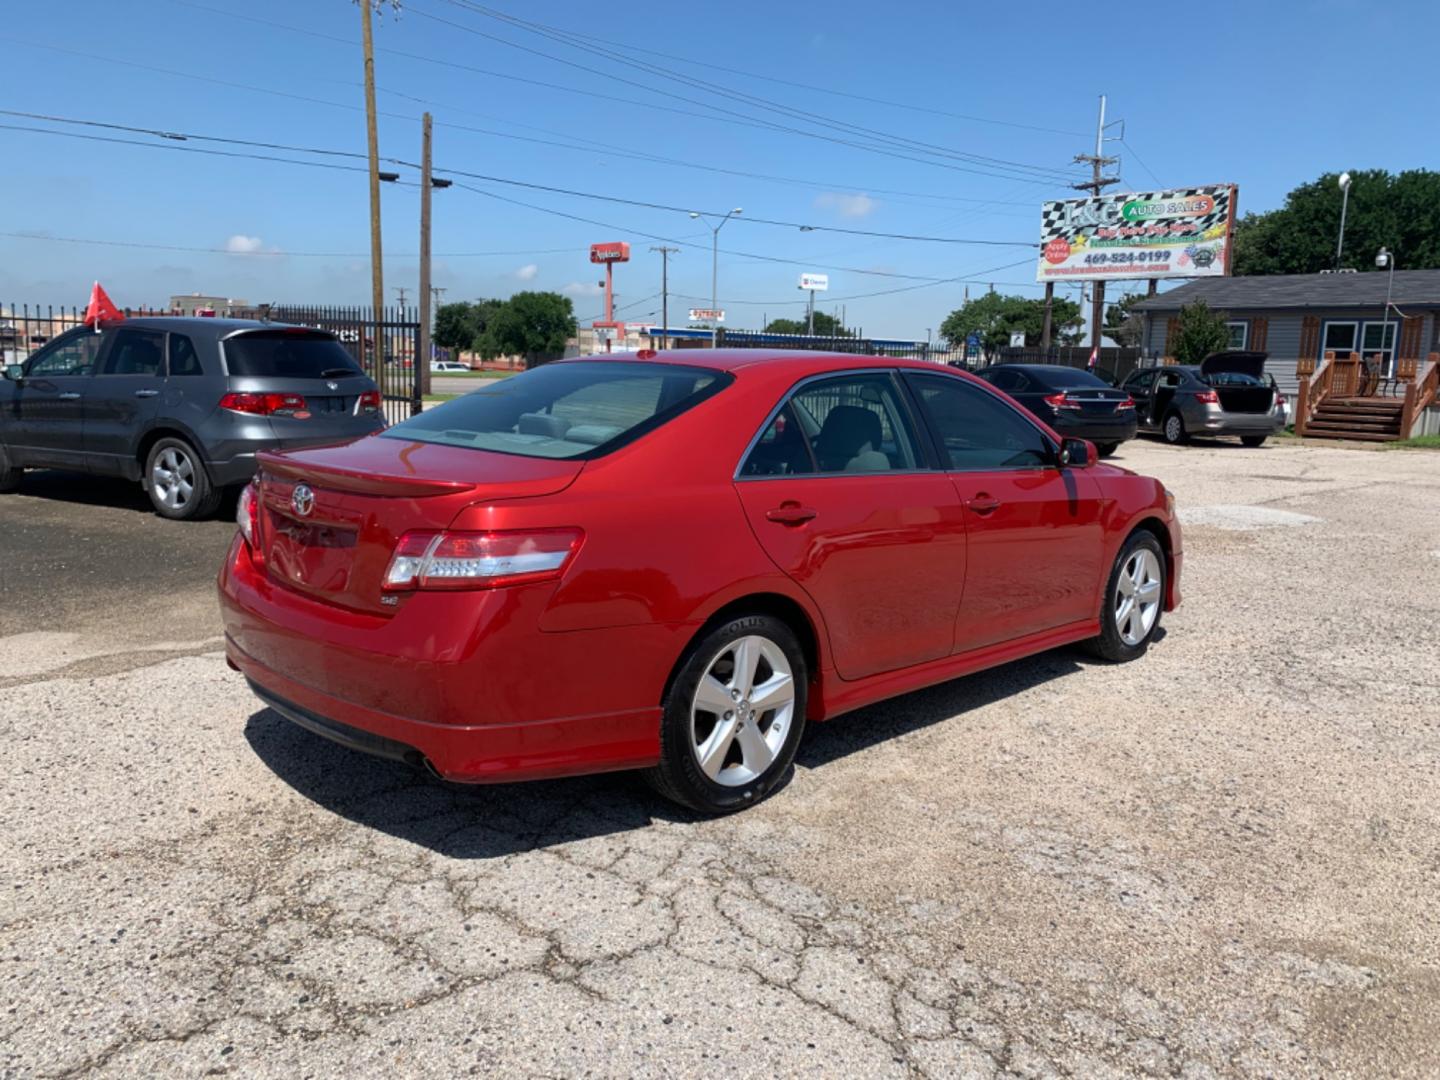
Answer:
[
  {"left": 1114, "top": 548, "right": 1163, "bottom": 646},
  {"left": 151, "top": 447, "right": 195, "bottom": 511},
  {"left": 1164, "top": 415, "right": 1183, "bottom": 443},
  {"left": 689, "top": 634, "right": 795, "bottom": 787}
]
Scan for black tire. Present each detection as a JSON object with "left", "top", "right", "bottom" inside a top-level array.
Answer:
[
  {"left": 1086, "top": 530, "right": 1166, "bottom": 663},
  {"left": 1240, "top": 435, "right": 1267, "bottom": 448},
  {"left": 0, "top": 445, "right": 20, "bottom": 493},
  {"left": 1161, "top": 411, "right": 1188, "bottom": 445},
  {"left": 1094, "top": 442, "right": 1120, "bottom": 458},
  {"left": 644, "top": 612, "right": 808, "bottom": 815},
  {"left": 144, "top": 437, "right": 222, "bottom": 520}
]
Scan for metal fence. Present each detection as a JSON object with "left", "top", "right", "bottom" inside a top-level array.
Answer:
[
  {"left": 4, "top": 302, "right": 424, "bottom": 425},
  {"left": 989, "top": 345, "right": 1150, "bottom": 385}
]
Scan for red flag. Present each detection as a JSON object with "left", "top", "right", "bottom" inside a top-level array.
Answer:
[
  {"left": 1087, "top": 345, "right": 1098, "bottom": 369},
  {"left": 83, "top": 281, "right": 123, "bottom": 327}
]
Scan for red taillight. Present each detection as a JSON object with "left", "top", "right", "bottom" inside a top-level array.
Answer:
[
  {"left": 1115, "top": 395, "right": 1135, "bottom": 411},
  {"left": 358, "top": 389, "right": 382, "bottom": 414},
  {"left": 1196, "top": 389, "right": 1220, "bottom": 405},
  {"left": 1043, "top": 392, "right": 1080, "bottom": 410},
  {"left": 1276, "top": 394, "right": 1287, "bottom": 406},
  {"left": 220, "top": 391, "right": 308, "bottom": 417},
  {"left": 382, "top": 529, "right": 584, "bottom": 592}
]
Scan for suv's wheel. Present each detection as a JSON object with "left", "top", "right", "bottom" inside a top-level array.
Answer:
[
  {"left": 1094, "top": 442, "right": 1119, "bottom": 458},
  {"left": 1162, "top": 411, "right": 1188, "bottom": 445},
  {"left": 145, "top": 437, "right": 221, "bottom": 520},
  {"left": 645, "top": 613, "right": 807, "bottom": 814},
  {"left": 0, "top": 446, "right": 21, "bottom": 493},
  {"left": 1240, "top": 435, "right": 1267, "bottom": 448},
  {"left": 1087, "top": 530, "right": 1166, "bottom": 662}
]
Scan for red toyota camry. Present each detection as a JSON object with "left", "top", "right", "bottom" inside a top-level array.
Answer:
[{"left": 220, "top": 351, "right": 1181, "bottom": 814}]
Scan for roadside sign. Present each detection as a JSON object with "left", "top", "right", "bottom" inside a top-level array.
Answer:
[
  {"left": 589, "top": 241, "right": 631, "bottom": 264},
  {"left": 1009, "top": 331, "right": 1026, "bottom": 347},
  {"left": 688, "top": 308, "right": 725, "bottom": 323},
  {"left": 798, "top": 273, "right": 829, "bottom": 291}
]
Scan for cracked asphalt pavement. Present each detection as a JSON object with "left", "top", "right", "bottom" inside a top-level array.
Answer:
[{"left": 3, "top": 442, "right": 1438, "bottom": 1078}]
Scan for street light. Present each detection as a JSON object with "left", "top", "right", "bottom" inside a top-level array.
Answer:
[
  {"left": 1376, "top": 246, "right": 1396, "bottom": 376},
  {"left": 690, "top": 208, "right": 742, "bottom": 347},
  {"left": 1335, "top": 172, "right": 1352, "bottom": 270}
]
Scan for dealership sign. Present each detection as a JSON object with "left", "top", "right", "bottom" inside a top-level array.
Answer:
[
  {"left": 688, "top": 308, "right": 724, "bottom": 323},
  {"left": 798, "top": 273, "right": 829, "bottom": 291},
  {"left": 1036, "top": 185, "right": 1237, "bottom": 283}
]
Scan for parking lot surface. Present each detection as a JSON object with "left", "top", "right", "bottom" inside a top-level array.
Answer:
[{"left": 3, "top": 439, "right": 1438, "bottom": 1078}]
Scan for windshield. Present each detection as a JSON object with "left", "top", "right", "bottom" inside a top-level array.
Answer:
[
  {"left": 381, "top": 361, "right": 730, "bottom": 459},
  {"left": 224, "top": 331, "right": 362, "bottom": 378}
]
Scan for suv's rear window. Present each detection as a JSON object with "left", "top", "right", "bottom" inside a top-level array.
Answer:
[
  {"left": 224, "top": 331, "right": 361, "bottom": 379},
  {"left": 382, "top": 361, "right": 729, "bottom": 459}
]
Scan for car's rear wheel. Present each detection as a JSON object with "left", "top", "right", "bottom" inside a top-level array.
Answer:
[
  {"left": 0, "top": 446, "right": 21, "bottom": 493},
  {"left": 1094, "top": 442, "right": 1119, "bottom": 458},
  {"left": 1086, "top": 530, "right": 1166, "bottom": 663},
  {"left": 645, "top": 613, "right": 807, "bottom": 814},
  {"left": 1162, "top": 411, "right": 1188, "bottom": 445},
  {"left": 1240, "top": 435, "right": 1267, "bottom": 448},
  {"left": 145, "top": 437, "right": 221, "bottom": 521}
]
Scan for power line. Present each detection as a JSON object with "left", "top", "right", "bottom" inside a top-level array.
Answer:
[{"left": 1119, "top": 139, "right": 1164, "bottom": 187}]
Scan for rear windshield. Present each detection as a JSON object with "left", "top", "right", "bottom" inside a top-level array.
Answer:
[
  {"left": 382, "top": 361, "right": 729, "bottom": 459},
  {"left": 1036, "top": 368, "right": 1112, "bottom": 390},
  {"left": 224, "top": 331, "right": 362, "bottom": 379}
]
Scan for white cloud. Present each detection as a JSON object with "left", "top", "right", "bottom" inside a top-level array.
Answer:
[
  {"left": 562, "top": 281, "right": 604, "bottom": 297},
  {"left": 813, "top": 192, "right": 877, "bottom": 219},
  {"left": 224, "top": 234, "right": 265, "bottom": 254},
  {"left": 515, "top": 263, "right": 539, "bottom": 281}
]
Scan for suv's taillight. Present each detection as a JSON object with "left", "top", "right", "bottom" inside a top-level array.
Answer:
[
  {"left": 358, "top": 389, "right": 382, "bottom": 414},
  {"left": 382, "top": 529, "right": 583, "bottom": 592},
  {"left": 1196, "top": 389, "right": 1220, "bottom": 405},
  {"left": 220, "top": 391, "right": 309, "bottom": 417},
  {"left": 1043, "top": 392, "right": 1080, "bottom": 410}
]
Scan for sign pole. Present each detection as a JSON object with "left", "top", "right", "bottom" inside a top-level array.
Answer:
[{"left": 1041, "top": 281, "right": 1054, "bottom": 350}]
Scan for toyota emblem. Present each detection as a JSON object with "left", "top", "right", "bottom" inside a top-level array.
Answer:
[{"left": 291, "top": 484, "right": 315, "bottom": 517}]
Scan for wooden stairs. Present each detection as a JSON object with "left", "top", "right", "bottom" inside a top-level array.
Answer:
[{"left": 1303, "top": 397, "right": 1405, "bottom": 442}]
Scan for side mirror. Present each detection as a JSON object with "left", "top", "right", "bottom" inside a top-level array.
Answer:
[
  {"left": 1058, "top": 437, "right": 1094, "bottom": 469},
  {"left": 3, "top": 364, "right": 23, "bottom": 383}
]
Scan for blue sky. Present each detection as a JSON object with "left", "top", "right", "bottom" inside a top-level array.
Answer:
[{"left": 3, "top": 0, "right": 1436, "bottom": 339}]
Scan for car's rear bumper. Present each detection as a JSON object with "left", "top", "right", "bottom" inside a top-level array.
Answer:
[
  {"left": 1190, "top": 409, "right": 1285, "bottom": 436},
  {"left": 203, "top": 419, "right": 386, "bottom": 487},
  {"left": 1050, "top": 412, "right": 1139, "bottom": 442},
  {"left": 218, "top": 536, "right": 665, "bottom": 782}
]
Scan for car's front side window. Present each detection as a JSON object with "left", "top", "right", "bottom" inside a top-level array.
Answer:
[
  {"left": 906, "top": 373, "right": 1052, "bottom": 471},
  {"left": 25, "top": 331, "right": 101, "bottom": 378}
]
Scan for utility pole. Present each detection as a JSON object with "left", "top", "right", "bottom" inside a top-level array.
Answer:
[
  {"left": 1041, "top": 281, "right": 1055, "bottom": 350},
  {"left": 1073, "top": 94, "right": 1122, "bottom": 353},
  {"left": 393, "top": 286, "right": 409, "bottom": 307},
  {"left": 360, "top": 0, "right": 384, "bottom": 361},
  {"left": 418, "top": 112, "right": 433, "bottom": 401},
  {"left": 431, "top": 286, "right": 447, "bottom": 308},
  {"left": 650, "top": 245, "right": 679, "bottom": 349}
]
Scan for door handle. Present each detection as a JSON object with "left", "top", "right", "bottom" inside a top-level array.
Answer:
[
  {"left": 766, "top": 504, "right": 817, "bottom": 526},
  {"left": 134, "top": 389, "right": 159, "bottom": 398},
  {"left": 966, "top": 494, "right": 1001, "bottom": 515},
  {"left": 58, "top": 392, "right": 82, "bottom": 400}
]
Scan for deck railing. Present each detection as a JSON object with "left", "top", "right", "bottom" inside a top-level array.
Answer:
[
  {"left": 1295, "top": 351, "right": 1339, "bottom": 435},
  {"left": 1400, "top": 353, "right": 1439, "bottom": 439}
]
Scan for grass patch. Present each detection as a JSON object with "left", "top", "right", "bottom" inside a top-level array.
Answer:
[
  {"left": 422, "top": 393, "right": 460, "bottom": 405},
  {"left": 1381, "top": 434, "right": 1440, "bottom": 450},
  {"left": 432, "top": 368, "right": 515, "bottom": 378}
]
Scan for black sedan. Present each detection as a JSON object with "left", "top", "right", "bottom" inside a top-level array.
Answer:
[{"left": 975, "top": 364, "right": 1137, "bottom": 457}]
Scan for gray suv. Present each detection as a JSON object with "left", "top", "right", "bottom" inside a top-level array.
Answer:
[{"left": 0, "top": 317, "right": 385, "bottom": 519}]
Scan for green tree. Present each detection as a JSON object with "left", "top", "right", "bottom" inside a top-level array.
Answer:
[
  {"left": 476, "top": 291, "right": 577, "bottom": 366},
  {"left": 763, "top": 312, "right": 852, "bottom": 337},
  {"left": 1232, "top": 169, "right": 1440, "bottom": 275},
  {"left": 1103, "top": 292, "right": 1146, "bottom": 348},
  {"left": 939, "top": 293, "right": 1082, "bottom": 351},
  {"left": 1171, "top": 299, "right": 1231, "bottom": 364},
  {"left": 433, "top": 302, "right": 479, "bottom": 352}
]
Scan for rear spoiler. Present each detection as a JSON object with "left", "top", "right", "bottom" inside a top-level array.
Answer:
[{"left": 258, "top": 450, "right": 476, "bottom": 498}]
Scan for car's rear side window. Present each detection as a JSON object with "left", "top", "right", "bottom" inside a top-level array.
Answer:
[
  {"left": 224, "top": 331, "right": 361, "bottom": 378},
  {"left": 381, "top": 361, "right": 729, "bottom": 459},
  {"left": 167, "top": 333, "right": 204, "bottom": 376},
  {"left": 101, "top": 328, "right": 165, "bottom": 376}
]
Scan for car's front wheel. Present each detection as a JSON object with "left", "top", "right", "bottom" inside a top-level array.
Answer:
[
  {"left": 1162, "top": 411, "right": 1188, "bottom": 445},
  {"left": 145, "top": 437, "right": 222, "bottom": 520},
  {"left": 1087, "top": 530, "right": 1166, "bottom": 663},
  {"left": 645, "top": 613, "right": 807, "bottom": 814},
  {"left": 1240, "top": 435, "right": 1267, "bottom": 448},
  {"left": 1094, "top": 442, "right": 1119, "bottom": 458}
]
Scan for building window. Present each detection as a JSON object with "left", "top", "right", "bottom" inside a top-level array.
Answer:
[
  {"left": 1225, "top": 320, "right": 1249, "bottom": 350},
  {"left": 1320, "top": 321, "right": 1358, "bottom": 359},
  {"left": 1319, "top": 320, "right": 1397, "bottom": 375},
  {"left": 1360, "top": 321, "right": 1398, "bottom": 374}
]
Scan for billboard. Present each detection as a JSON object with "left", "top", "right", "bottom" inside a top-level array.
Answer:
[
  {"left": 590, "top": 241, "right": 631, "bottom": 264},
  {"left": 1036, "top": 185, "right": 1237, "bottom": 283},
  {"left": 798, "top": 273, "right": 829, "bottom": 291},
  {"left": 688, "top": 308, "right": 724, "bottom": 323}
]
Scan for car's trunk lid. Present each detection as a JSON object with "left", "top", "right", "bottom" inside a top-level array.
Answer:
[
  {"left": 255, "top": 438, "right": 583, "bottom": 614},
  {"left": 1199, "top": 351, "right": 1268, "bottom": 379},
  {"left": 1057, "top": 386, "right": 1134, "bottom": 416}
]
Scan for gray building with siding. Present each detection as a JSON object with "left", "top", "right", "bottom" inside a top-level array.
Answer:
[{"left": 1132, "top": 270, "right": 1440, "bottom": 396}]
